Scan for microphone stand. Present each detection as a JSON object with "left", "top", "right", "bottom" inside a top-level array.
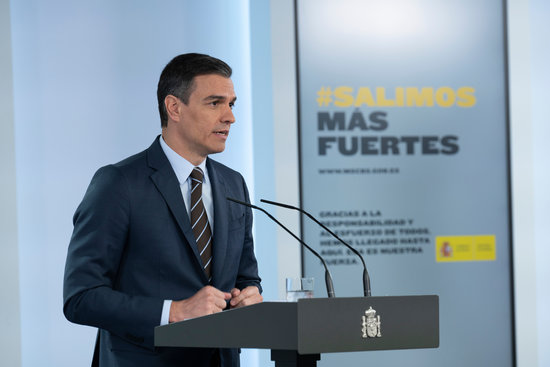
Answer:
[
  {"left": 261, "top": 199, "right": 371, "bottom": 297},
  {"left": 227, "top": 197, "right": 335, "bottom": 298}
]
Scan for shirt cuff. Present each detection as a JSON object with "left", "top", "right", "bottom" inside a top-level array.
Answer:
[{"left": 160, "top": 300, "right": 172, "bottom": 325}]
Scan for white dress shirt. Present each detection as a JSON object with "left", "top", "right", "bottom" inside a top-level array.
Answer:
[{"left": 158, "top": 136, "right": 215, "bottom": 325}]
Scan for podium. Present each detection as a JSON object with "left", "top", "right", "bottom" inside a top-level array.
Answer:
[{"left": 155, "top": 295, "right": 439, "bottom": 366}]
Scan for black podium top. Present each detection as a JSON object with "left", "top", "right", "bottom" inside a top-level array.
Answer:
[{"left": 155, "top": 295, "right": 439, "bottom": 354}]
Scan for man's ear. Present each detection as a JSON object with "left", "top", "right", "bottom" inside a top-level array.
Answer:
[{"left": 164, "top": 95, "right": 181, "bottom": 122}]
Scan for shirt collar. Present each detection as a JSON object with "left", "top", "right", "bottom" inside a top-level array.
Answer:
[{"left": 159, "top": 136, "right": 207, "bottom": 184}]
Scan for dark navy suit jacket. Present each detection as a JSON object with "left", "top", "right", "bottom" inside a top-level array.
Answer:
[{"left": 63, "top": 137, "right": 261, "bottom": 366}]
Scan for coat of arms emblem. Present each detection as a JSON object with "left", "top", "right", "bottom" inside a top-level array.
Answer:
[{"left": 361, "top": 306, "right": 382, "bottom": 338}]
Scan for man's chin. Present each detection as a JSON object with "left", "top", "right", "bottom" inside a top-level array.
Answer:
[{"left": 207, "top": 145, "right": 226, "bottom": 155}]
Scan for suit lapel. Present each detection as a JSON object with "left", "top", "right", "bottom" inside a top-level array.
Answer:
[
  {"left": 207, "top": 159, "right": 229, "bottom": 287},
  {"left": 146, "top": 137, "right": 207, "bottom": 281}
]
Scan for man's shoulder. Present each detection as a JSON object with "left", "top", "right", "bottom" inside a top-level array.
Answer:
[
  {"left": 89, "top": 139, "right": 161, "bottom": 185},
  {"left": 92, "top": 150, "right": 149, "bottom": 185},
  {"left": 113, "top": 149, "right": 148, "bottom": 170},
  {"left": 111, "top": 138, "right": 163, "bottom": 172},
  {"left": 207, "top": 158, "right": 244, "bottom": 181}
]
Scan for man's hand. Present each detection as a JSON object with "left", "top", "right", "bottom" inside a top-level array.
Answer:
[
  {"left": 229, "top": 286, "right": 263, "bottom": 308},
  {"left": 169, "top": 286, "right": 231, "bottom": 323}
]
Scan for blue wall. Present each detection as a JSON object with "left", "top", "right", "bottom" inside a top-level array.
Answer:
[{"left": 8, "top": 1, "right": 275, "bottom": 366}]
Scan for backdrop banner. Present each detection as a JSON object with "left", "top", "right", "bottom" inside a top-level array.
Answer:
[{"left": 296, "top": 0, "right": 513, "bottom": 366}]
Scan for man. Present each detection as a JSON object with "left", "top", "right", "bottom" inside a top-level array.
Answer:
[{"left": 63, "top": 53, "right": 263, "bottom": 367}]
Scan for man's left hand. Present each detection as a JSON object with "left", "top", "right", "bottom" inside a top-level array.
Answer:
[{"left": 229, "top": 286, "right": 263, "bottom": 308}]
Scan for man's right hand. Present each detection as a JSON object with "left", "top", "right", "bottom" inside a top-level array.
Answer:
[{"left": 169, "top": 286, "right": 232, "bottom": 323}]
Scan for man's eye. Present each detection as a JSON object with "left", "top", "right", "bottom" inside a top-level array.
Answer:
[{"left": 229, "top": 103, "right": 235, "bottom": 109}]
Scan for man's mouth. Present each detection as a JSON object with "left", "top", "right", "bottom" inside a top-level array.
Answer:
[{"left": 214, "top": 130, "right": 229, "bottom": 136}]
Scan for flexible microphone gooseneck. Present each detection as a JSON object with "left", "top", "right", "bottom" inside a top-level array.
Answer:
[
  {"left": 261, "top": 198, "right": 371, "bottom": 297},
  {"left": 226, "top": 197, "right": 335, "bottom": 298}
]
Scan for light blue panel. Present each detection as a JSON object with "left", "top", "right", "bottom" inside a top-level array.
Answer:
[
  {"left": 530, "top": 1, "right": 550, "bottom": 366},
  {"left": 249, "top": 0, "right": 277, "bottom": 301},
  {"left": 178, "top": 1, "right": 254, "bottom": 186},
  {"left": 10, "top": 1, "right": 261, "bottom": 366},
  {"left": 248, "top": 0, "right": 277, "bottom": 365}
]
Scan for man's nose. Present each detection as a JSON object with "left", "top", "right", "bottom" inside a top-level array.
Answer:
[{"left": 223, "top": 106, "right": 236, "bottom": 124}]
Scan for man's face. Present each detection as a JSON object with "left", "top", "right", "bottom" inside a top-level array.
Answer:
[{"left": 170, "top": 74, "right": 236, "bottom": 164}]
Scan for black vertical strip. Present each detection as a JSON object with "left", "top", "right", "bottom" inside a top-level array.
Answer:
[
  {"left": 502, "top": 0, "right": 516, "bottom": 365},
  {"left": 293, "top": 0, "right": 306, "bottom": 278}
]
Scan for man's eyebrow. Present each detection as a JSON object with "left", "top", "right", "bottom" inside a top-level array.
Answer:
[{"left": 203, "top": 95, "right": 237, "bottom": 104}]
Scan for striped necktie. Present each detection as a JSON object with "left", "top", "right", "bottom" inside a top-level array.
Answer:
[{"left": 189, "top": 167, "right": 212, "bottom": 280}]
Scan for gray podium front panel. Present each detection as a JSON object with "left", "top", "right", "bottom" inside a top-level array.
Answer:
[{"left": 297, "top": 296, "right": 439, "bottom": 354}]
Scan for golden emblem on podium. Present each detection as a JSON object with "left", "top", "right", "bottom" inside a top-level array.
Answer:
[{"left": 361, "top": 306, "right": 382, "bottom": 338}]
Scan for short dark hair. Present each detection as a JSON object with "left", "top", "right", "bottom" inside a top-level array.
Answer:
[{"left": 157, "top": 53, "right": 232, "bottom": 127}]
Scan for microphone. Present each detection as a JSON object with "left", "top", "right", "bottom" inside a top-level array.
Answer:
[
  {"left": 226, "top": 197, "right": 335, "bottom": 298},
  {"left": 261, "top": 199, "right": 372, "bottom": 297}
]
